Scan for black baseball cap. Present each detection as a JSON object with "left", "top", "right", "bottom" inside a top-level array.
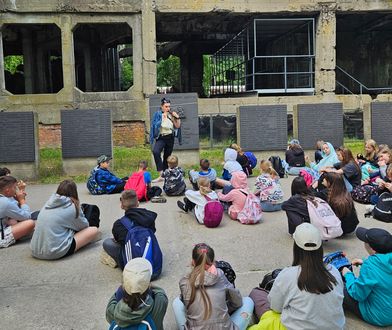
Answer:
[{"left": 356, "top": 227, "right": 392, "bottom": 254}]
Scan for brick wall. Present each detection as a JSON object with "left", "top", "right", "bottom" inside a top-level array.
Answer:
[
  {"left": 38, "top": 121, "right": 146, "bottom": 149},
  {"left": 113, "top": 121, "right": 146, "bottom": 147},
  {"left": 39, "top": 124, "right": 62, "bottom": 148}
]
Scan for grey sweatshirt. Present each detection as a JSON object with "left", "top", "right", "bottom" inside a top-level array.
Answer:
[
  {"left": 30, "top": 194, "right": 88, "bottom": 260},
  {"left": 268, "top": 265, "right": 345, "bottom": 330}
]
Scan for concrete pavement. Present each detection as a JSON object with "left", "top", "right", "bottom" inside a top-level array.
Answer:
[{"left": 1, "top": 177, "right": 391, "bottom": 329}]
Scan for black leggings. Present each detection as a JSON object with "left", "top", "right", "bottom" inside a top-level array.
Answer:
[
  {"left": 343, "top": 287, "right": 363, "bottom": 320},
  {"left": 109, "top": 181, "right": 126, "bottom": 194}
]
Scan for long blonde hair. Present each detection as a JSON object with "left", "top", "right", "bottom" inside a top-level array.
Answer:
[
  {"left": 197, "top": 177, "right": 212, "bottom": 196},
  {"left": 230, "top": 143, "right": 244, "bottom": 156},
  {"left": 259, "top": 160, "right": 278, "bottom": 178},
  {"left": 188, "top": 243, "right": 214, "bottom": 320},
  {"left": 365, "top": 139, "right": 379, "bottom": 160}
]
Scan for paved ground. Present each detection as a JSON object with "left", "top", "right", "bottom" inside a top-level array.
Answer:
[{"left": 1, "top": 177, "right": 391, "bottom": 330}]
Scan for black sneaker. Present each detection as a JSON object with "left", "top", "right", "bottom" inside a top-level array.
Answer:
[{"left": 177, "top": 200, "right": 188, "bottom": 212}]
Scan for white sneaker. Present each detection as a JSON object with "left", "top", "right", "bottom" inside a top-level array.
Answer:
[
  {"left": 100, "top": 250, "right": 118, "bottom": 268},
  {"left": 365, "top": 205, "right": 375, "bottom": 213}
]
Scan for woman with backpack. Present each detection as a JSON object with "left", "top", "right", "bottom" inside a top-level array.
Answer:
[
  {"left": 172, "top": 243, "right": 254, "bottom": 330},
  {"left": 106, "top": 258, "right": 168, "bottom": 330},
  {"left": 30, "top": 180, "right": 99, "bottom": 260},
  {"left": 305, "top": 142, "right": 339, "bottom": 179},
  {"left": 281, "top": 176, "right": 312, "bottom": 235},
  {"left": 284, "top": 139, "right": 306, "bottom": 176},
  {"left": 248, "top": 223, "right": 345, "bottom": 330},
  {"left": 315, "top": 172, "right": 359, "bottom": 235},
  {"left": 177, "top": 177, "right": 220, "bottom": 225}
]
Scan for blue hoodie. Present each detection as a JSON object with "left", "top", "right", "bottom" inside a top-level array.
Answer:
[{"left": 344, "top": 252, "right": 392, "bottom": 326}]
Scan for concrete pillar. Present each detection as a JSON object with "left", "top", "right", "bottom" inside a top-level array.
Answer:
[
  {"left": 180, "top": 46, "right": 204, "bottom": 96},
  {"left": 0, "top": 29, "right": 5, "bottom": 91},
  {"left": 83, "top": 46, "right": 92, "bottom": 91},
  {"left": 22, "top": 29, "right": 34, "bottom": 94},
  {"left": 315, "top": 4, "right": 336, "bottom": 94},
  {"left": 141, "top": 1, "right": 157, "bottom": 96},
  {"left": 59, "top": 16, "right": 76, "bottom": 98}
]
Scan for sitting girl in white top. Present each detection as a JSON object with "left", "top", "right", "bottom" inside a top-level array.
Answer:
[
  {"left": 254, "top": 160, "right": 284, "bottom": 212},
  {"left": 177, "top": 177, "right": 219, "bottom": 224}
]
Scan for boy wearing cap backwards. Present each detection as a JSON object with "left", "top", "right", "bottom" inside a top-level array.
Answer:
[
  {"left": 91, "top": 155, "right": 127, "bottom": 194},
  {"left": 106, "top": 258, "right": 168, "bottom": 330},
  {"left": 341, "top": 227, "right": 392, "bottom": 327}
]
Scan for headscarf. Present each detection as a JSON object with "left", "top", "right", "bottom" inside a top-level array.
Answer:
[{"left": 311, "top": 142, "right": 338, "bottom": 171}]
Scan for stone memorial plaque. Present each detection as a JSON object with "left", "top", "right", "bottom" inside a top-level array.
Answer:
[
  {"left": 371, "top": 102, "right": 392, "bottom": 146},
  {"left": 61, "top": 109, "right": 112, "bottom": 158},
  {"left": 0, "top": 112, "right": 36, "bottom": 162},
  {"left": 149, "top": 93, "right": 199, "bottom": 150},
  {"left": 239, "top": 105, "right": 287, "bottom": 151},
  {"left": 297, "top": 103, "right": 343, "bottom": 149}
]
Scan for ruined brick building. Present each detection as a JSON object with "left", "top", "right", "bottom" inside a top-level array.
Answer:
[{"left": 1, "top": 0, "right": 392, "bottom": 148}]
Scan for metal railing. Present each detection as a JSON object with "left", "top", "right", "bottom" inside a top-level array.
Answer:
[{"left": 336, "top": 65, "right": 392, "bottom": 95}]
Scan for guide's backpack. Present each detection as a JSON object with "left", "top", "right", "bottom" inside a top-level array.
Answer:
[
  {"left": 237, "top": 190, "right": 263, "bottom": 225},
  {"left": 259, "top": 268, "right": 282, "bottom": 291},
  {"left": 215, "top": 260, "right": 236, "bottom": 286},
  {"left": 203, "top": 195, "right": 224, "bottom": 228},
  {"left": 109, "top": 314, "right": 156, "bottom": 330},
  {"left": 351, "top": 184, "right": 378, "bottom": 204},
  {"left": 120, "top": 216, "right": 162, "bottom": 280},
  {"left": 268, "top": 156, "right": 285, "bottom": 178},
  {"left": 81, "top": 203, "right": 100, "bottom": 228},
  {"left": 306, "top": 197, "right": 343, "bottom": 240},
  {"left": 87, "top": 168, "right": 104, "bottom": 195},
  {"left": 125, "top": 171, "right": 148, "bottom": 201},
  {"left": 372, "top": 192, "right": 392, "bottom": 223},
  {"left": 244, "top": 151, "right": 257, "bottom": 169}
]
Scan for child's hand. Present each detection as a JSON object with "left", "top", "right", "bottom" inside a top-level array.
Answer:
[
  {"left": 351, "top": 258, "right": 363, "bottom": 267},
  {"left": 6, "top": 219, "right": 18, "bottom": 226},
  {"left": 385, "top": 182, "right": 392, "bottom": 192},
  {"left": 341, "top": 267, "right": 352, "bottom": 276}
]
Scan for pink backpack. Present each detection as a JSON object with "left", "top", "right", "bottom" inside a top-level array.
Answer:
[
  {"left": 306, "top": 197, "right": 343, "bottom": 240},
  {"left": 204, "top": 195, "right": 224, "bottom": 228},
  {"left": 237, "top": 190, "right": 263, "bottom": 225}
]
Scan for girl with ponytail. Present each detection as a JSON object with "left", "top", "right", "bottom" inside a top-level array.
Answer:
[{"left": 173, "top": 243, "right": 254, "bottom": 330}]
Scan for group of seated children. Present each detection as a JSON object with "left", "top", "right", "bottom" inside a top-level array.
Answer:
[{"left": 104, "top": 222, "right": 392, "bottom": 329}]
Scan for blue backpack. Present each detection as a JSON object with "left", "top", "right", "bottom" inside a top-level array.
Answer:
[
  {"left": 120, "top": 217, "right": 163, "bottom": 280},
  {"left": 244, "top": 151, "right": 257, "bottom": 169},
  {"left": 109, "top": 314, "right": 156, "bottom": 330},
  {"left": 87, "top": 168, "right": 104, "bottom": 195}
]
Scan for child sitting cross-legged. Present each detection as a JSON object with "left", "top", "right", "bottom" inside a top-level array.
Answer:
[
  {"left": 106, "top": 258, "right": 168, "bottom": 330},
  {"left": 177, "top": 177, "right": 219, "bottom": 224},
  {"left": 161, "top": 155, "right": 186, "bottom": 196},
  {"left": 125, "top": 160, "right": 165, "bottom": 203},
  {"left": 188, "top": 159, "right": 217, "bottom": 191},
  {"left": 100, "top": 190, "right": 158, "bottom": 269},
  {"left": 254, "top": 160, "right": 284, "bottom": 212}
]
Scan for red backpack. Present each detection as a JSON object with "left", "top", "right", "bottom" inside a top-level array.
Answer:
[{"left": 124, "top": 171, "right": 148, "bottom": 201}]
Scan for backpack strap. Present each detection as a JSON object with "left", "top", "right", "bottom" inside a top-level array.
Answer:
[
  {"left": 204, "top": 195, "right": 212, "bottom": 202},
  {"left": 120, "top": 216, "right": 134, "bottom": 231},
  {"left": 240, "top": 189, "right": 248, "bottom": 197}
]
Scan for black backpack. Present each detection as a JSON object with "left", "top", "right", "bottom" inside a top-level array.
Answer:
[
  {"left": 81, "top": 203, "right": 100, "bottom": 228},
  {"left": 268, "top": 156, "right": 285, "bottom": 178},
  {"left": 216, "top": 260, "right": 236, "bottom": 287},
  {"left": 259, "top": 268, "right": 282, "bottom": 291},
  {"left": 372, "top": 192, "right": 392, "bottom": 223}
]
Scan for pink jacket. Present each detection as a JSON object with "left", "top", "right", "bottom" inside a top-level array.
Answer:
[{"left": 218, "top": 172, "right": 248, "bottom": 220}]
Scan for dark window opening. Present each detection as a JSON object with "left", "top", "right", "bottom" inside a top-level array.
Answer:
[
  {"left": 2, "top": 24, "right": 63, "bottom": 94},
  {"left": 73, "top": 23, "right": 133, "bottom": 92}
]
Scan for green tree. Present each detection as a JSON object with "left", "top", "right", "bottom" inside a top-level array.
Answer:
[
  {"left": 157, "top": 55, "right": 180, "bottom": 87},
  {"left": 4, "top": 55, "right": 23, "bottom": 74},
  {"left": 120, "top": 57, "right": 133, "bottom": 91}
]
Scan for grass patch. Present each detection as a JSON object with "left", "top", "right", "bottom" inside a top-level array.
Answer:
[{"left": 36, "top": 138, "right": 364, "bottom": 183}]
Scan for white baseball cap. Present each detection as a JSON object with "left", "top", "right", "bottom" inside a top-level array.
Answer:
[
  {"left": 293, "top": 223, "right": 322, "bottom": 251},
  {"left": 123, "top": 258, "right": 152, "bottom": 294}
]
